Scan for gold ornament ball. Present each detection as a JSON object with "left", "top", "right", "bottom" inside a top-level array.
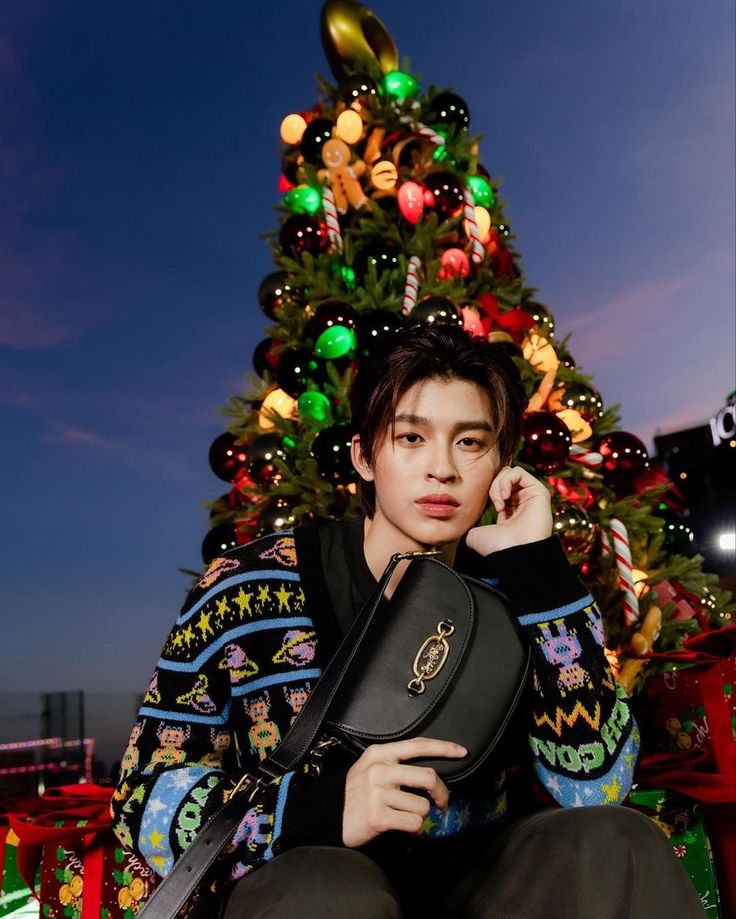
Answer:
[
  {"left": 280, "top": 113, "right": 307, "bottom": 145},
  {"left": 336, "top": 109, "right": 364, "bottom": 145}
]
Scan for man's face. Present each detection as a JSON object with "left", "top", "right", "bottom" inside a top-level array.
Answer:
[{"left": 352, "top": 376, "right": 501, "bottom": 547}]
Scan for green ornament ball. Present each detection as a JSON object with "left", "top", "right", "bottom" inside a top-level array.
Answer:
[
  {"left": 283, "top": 185, "right": 323, "bottom": 216},
  {"left": 314, "top": 324, "right": 357, "bottom": 360},
  {"left": 467, "top": 175, "right": 495, "bottom": 209},
  {"left": 383, "top": 70, "right": 419, "bottom": 101},
  {"left": 298, "top": 391, "right": 333, "bottom": 424}
]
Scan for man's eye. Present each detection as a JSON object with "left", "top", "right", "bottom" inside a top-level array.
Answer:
[
  {"left": 397, "top": 433, "right": 422, "bottom": 444},
  {"left": 459, "top": 438, "right": 484, "bottom": 448}
]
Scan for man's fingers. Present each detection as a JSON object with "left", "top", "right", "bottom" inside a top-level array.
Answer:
[
  {"left": 383, "top": 788, "right": 434, "bottom": 817},
  {"left": 382, "top": 763, "right": 450, "bottom": 810},
  {"left": 365, "top": 736, "right": 466, "bottom": 765}
]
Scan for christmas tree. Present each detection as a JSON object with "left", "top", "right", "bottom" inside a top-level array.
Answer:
[{"left": 201, "top": 0, "right": 733, "bottom": 695}]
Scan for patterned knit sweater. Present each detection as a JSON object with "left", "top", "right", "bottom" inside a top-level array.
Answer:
[{"left": 111, "top": 526, "right": 639, "bottom": 886}]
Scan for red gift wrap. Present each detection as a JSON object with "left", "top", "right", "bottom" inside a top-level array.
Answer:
[{"left": 8, "top": 784, "right": 158, "bottom": 919}]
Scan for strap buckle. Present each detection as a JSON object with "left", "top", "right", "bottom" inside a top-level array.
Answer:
[
  {"left": 307, "top": 736, "right": 341, "bottom": 778},
  {"left": 230, "top": 772, "right": 266, "bottom": 803}
]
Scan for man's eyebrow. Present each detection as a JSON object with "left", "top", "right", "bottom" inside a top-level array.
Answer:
[{"left": 394, "top": 413, "right": 495, "bottom": 434}]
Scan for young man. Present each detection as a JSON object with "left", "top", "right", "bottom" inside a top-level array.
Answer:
[{"left": 112, "top": 325, "right": 704, "bottom": 918}]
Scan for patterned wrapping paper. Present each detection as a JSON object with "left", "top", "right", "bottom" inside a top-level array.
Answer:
[
  {"left": 0, "top": 826, "right": 35, "bottom": 918},
  {"left": 627, "top": 789, "right": 721, "bottom": 917},
  {"left": 39, "top": 835, "right": 157, "bottom": 919}
]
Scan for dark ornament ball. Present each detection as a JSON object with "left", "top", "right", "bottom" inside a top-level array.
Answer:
[
  {"left": 246, "top": 433, "right": 292, "bottom": 486},
  {"left": 524, "top": 302, "right": 555, "bottom": 338},
  {"left": 209, "top": 432, "right": 249, "bottom": 483},
  {"left": 352, "top": 243, "right": 400, "bottom": 283},
  {"left": 553, "top": 504, "right": 596, "bottom": 554},
  {"left": 201, "top": 524, "right": 239, "bottom": 565},
  {"left": 423, "top": 172, "right": 465, "bottom": 221},
  {"left": 357, "top": 309, "right": 405, "bottom": 358},
  {"left": 281, "top": 154, "right": 301, "bottom": 186},
  {"left": 255, "top": 498, "right": 298, "bottom": 536},
  {"left": 311, "top": 422, "right": 357, "bottom": 485},
  {"left": 339, "top": 74, "right": 378, "bottom": 106},
  {"left": 410, "top": 296, "right": 463, "bottom": 329},
  {"left": 279, "top": 214, "right": 330, "bottom": 259},
  {"left": 519, "top": 412, "right": 572, "bottom": 474},
  {"left": 596, "top": 431, "right": 649, "bottom": 491},
  {"left": 426, "top": 92, "right": 471, "bottom": 132},
  {"left": 275, "top": 347, "right": 321, "bottom": 398},
  {"left": 258, "top": 271, "right": 299, "bottom": 320},
  {"left": 300, "top": 118, "right": 335, "bottom": 164},
  {"left": 555, "top": 383, "right": 604, "bottom": 424},
  {"left": 659, "top": 510, "right": 697, "bottom": 557},
  {"left": 304, "top": 300, "right": 359, "bottom": 341},
  {"left": 252, "top": 338, "right": 280, "bottom": 378}
]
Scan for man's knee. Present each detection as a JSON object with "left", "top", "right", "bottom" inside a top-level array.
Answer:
[{"left": 224, "top": 846, "right": 401, "bottom": 919}]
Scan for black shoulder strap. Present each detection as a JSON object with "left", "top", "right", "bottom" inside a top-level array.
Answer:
[{"left": 139, "top": 547, "right": 415, "bottom": 919}]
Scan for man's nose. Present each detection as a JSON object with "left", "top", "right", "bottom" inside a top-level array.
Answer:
[{"left": 426, "top": 445, "right": 458, "bottom": 481}]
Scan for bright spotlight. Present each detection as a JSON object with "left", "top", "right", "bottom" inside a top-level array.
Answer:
[{"left": 718, "top": 532, "right": 736, "bottom": 551}]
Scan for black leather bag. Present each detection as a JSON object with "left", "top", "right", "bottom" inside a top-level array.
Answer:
[
  {"left": 324, "top": 550, "right": 530, "bottom": 784},
  {"left": 138, "top": 547, "right": 530, "bottom": 919}
]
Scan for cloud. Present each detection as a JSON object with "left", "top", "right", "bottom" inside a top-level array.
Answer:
[
  {"left": 562, "top": 272, "right": 689, "bottom": 368},
  {"left": 40, "top": 423, "right": 118, "bottom": 450},
  {"left": 0, "top": 296, "right": 74, "bottom": 349}
]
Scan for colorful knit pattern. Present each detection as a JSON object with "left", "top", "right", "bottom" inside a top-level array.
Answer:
[
  {"left": 519, "top": 595, "right": 638, "bottom": 805},
  {"left": 111, "top": 531, "right": 320, "bottom": 885}
]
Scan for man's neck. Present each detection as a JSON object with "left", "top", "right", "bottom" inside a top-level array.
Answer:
[{"left": 362, "top": 512, "right": 459, "bottom": 599}]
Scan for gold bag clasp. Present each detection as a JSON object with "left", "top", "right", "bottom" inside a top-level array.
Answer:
[{"left": 407, "top": 620, "right": 455, "bottom": 696}]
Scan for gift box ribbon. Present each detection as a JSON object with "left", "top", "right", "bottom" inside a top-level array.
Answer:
[{"left": 8, "top": 784, "right": 114, "bottom": 919}]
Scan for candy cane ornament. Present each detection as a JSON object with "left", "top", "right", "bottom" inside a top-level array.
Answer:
[
  {"left": 399, "top": 116, "right": 445, "bottom": 148},
  {"left": 609, "top": 517, "right": 640, "bottom": 627},
  {"left": 463, "top": 187, "right": 485, "bottom": 264},
  {"left": 402, "top": 256, "right": 422, "bottom": 315},
  {"left": 321, "top": 186, "right": 343, "bottom": 253},
  {"left": 569, "top": 445, "right": 603, "bottom": 469}
]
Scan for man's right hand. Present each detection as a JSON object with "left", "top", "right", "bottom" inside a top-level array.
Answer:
[{"left": 342, "top": 737, "right": 467, "bottom": 848}]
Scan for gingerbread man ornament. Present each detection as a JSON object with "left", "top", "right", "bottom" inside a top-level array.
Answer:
[{"left": 319, "top": 138, "right": 367, "bottom": 213}]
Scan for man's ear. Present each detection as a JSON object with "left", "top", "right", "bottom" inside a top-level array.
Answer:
[{"left": 350, "top": 434, "right": 375, "bottom": 482}]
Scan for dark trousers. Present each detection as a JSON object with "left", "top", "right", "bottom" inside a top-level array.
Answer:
[{"left": 223, "top": 806, "right": 706, "bottom": 919}]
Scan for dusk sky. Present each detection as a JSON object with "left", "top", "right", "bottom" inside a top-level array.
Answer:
[{"left": 1, "top": 1, "right": 734, "bottom": 709}]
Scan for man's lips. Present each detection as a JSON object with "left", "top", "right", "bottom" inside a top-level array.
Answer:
[{"left": 415, "top": 494, "right": 460, "bottom": 506}]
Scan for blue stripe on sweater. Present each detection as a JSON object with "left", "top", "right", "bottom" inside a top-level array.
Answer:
[
  {"left": 231, "top": 669, "right": 323, "bottom": 696},
  {"left": 137, "top": 699, "right": 233, "bottom": 724},
  {"left": 517, "top": 595, "right": 594, "bottom": 625},
  {"left": 264, "top": 771, "right": 294, "bottom": 860},
  {"left": 159, "top": 617, "right": 314, "bottom": 671},
  {"left": 177, "top": 569, "right": 301, "bottom": 625}
]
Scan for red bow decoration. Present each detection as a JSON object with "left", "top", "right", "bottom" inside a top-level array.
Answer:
[{"left": 477, "top": 293, "right": 535, "bottom": 342}]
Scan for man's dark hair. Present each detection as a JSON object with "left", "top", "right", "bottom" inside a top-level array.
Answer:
[{"left": 349, "top": 324, "right": 528, "bottom": 518}]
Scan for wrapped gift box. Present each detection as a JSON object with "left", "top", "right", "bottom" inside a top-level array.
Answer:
[
  {"left": 8, "top": 785, "right": 158, "bottom": 919},
  {"left": 627, "top": 789, "right": 721, "bottom": 917}
]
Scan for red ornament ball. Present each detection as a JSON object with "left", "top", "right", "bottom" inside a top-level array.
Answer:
[
  {"left": 519, "top": 412, "right": 572, "bottom": 473},
  {"left": 209, "top": 432, "right": 249, "bottom": 484},
  {"left": 423, "top": 172, "right": 465, "bottom": 220},
  {"left": 279, "top": 214, "right": 330, "bottom": 259},
  {"left": 597, "top": 431, "right": 649, "bottom": 491},
  {"left": 439, "top": 248, "right": 470, "bottom": 279}
]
